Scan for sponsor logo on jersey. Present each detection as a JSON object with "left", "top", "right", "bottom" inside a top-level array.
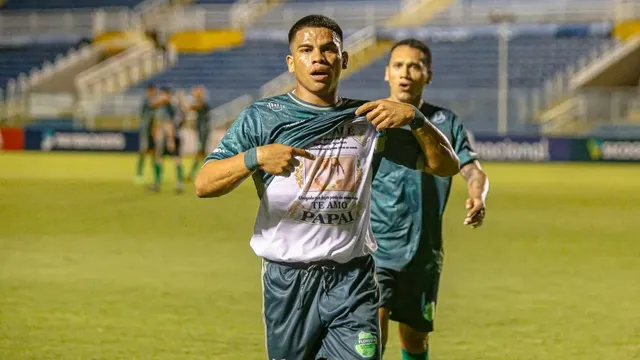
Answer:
[{"left": 431, "top": 111, "right": 447, "bottom": 124}]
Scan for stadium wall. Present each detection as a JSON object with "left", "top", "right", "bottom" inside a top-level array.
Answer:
[{"left": 3, "top": 126, "right": 640, "bottom": 162}]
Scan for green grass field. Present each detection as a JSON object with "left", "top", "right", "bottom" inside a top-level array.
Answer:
[{"left": 1, "top": 152, "right": 639, "bottom": 360}]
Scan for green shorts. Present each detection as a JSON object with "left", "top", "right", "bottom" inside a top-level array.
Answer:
[
  {"left": 262, "top": 255, "right": 380, "bottom": 360},
  {"left": 139, "top": 129, "right": 154, "bottom": 152},
  {"left": 197, "top": 127, "right": 209, "bottom": 152},
  {"left": 376, "top": 258, "right": 441, "bottom": 333}
]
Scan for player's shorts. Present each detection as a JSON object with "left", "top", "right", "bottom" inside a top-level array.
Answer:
[
  {"left": 376, "top": 257, "right": 441, "bottom": 333},
  {"left": 139, "top": 129, "right": 155, "bottom": 152},
  {"left": 262, "top": 255, "right": 380, "bottom": 360},
  {"left": 155, "top": 132, "right": 182, "bottom": 157}
]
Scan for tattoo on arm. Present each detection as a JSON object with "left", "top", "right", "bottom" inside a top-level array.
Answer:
[{"left": 461, "top": 162, "right": 488, "bottom": 200}]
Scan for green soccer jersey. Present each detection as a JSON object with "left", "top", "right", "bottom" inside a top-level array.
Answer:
[
  {"left": 205, "top": 92, "right": 426, "bottom": 198},
  {"left": 371, "top": 102, "right": 478, "bottom": 272},
  {"left": 139, "top": 98, "right": 155, "bottom": 131},
  {"left": 195, "top": 100, "right": 211, "bottom": 134}
]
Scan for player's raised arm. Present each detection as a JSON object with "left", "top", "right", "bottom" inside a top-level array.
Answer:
[
  {"left": 195, "top": 144, "right": 315, "bottom": 198},
  {"left": 356, "top": 100, "right": 459, "bottom": 176},
  {"left": 194, "top": 107, "right": 315, "bottom": 198}
]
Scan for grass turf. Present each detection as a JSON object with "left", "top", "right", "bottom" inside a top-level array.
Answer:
[{"left": 1, "top": 152, "right": 639, "bottom": 359}]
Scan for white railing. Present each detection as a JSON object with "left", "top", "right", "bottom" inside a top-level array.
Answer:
[
  {"left": 135, "top": 0, "right": 176, "bottom": 15},
  {"left": 76, "top": 43, "right": 177, "bottom": 101},
  {"left": 247, "top": 2, "right": 399, "bottom": 29},
  {"left": 427, "top": 0, "right": 624, "bottom": 26},
  {"left": 260, "top": 25, "right": 377, "bottom": 99},
  {"left": 230, "top": 0, "right": 272, "bottom": 29},
  {"left": 614, "top": 0, "right": 640, "bottom": 22},
  {"left": 165, "top": 5, "right": 234, "bottom": 32},
  {"left": 523, "top": 39, "right": 620, "bottom": 121},
  {"left": 0, "top": 8, "right": 129, "bottom": 37}
]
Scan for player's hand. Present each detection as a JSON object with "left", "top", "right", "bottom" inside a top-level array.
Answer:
[
  {"left": 257, "top": 144, "right": 315, "bottom": 177},
  {"left": 355, "top": 99, "right": 415, "bottom": 131},
  {"left": 464, "top": 197, "right": 486, "bottom": 229}
]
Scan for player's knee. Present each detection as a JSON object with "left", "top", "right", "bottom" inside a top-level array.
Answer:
[{"left": 398, "top": 323, "right": 428, "bottom": 353}]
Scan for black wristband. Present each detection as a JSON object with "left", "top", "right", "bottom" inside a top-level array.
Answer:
[{"left": 409, "top": 112, "right": 425, "bottom": 130}]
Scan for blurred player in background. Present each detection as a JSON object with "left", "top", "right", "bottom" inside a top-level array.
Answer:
[
  {"left": 372, "top": 39, "right": 490, "bottom": 360},
  {"left": 195, "top": 15, "right": 459, "bottom": 360},
  {"left": 183, "top": 85, "right": 211, "bottom": 181},
  {"left": 134, "top": 84, "right": 157, "bottom": 184},
  {"left": 148, "top": 87, "right": 186, "bottom": 193}
]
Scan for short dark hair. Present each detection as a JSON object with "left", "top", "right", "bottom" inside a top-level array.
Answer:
[
  {"left": 160, "top": 87, "right": 172, "bottom": 94},
  {"left": 389, "top": 38, "right": 432, "bottom": 68},
  {"left": 288, "top": 15, "right": 343, "bottom": 45},
  {"left": 146, "top": 84, "right": 156, "bottom": 90}
]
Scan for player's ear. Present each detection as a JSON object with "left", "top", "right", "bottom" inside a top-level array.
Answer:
[
  {"left": 425, "top": 68, "right": 433, "bottom": 85},
  {"left": 384, "top": 65, "right": 389, "bottom": 82},
  {"left": 286, "top": 54, "right": 295, "bottom": 73},
  {"left": 341, "top": 51, "right": 348, "bottom": 70}
]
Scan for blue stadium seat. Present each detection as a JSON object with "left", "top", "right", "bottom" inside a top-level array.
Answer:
[
  {"left": 340, "top": 36, "right": 614, "bottom": 133},
  {"left": 131, "top": 41, "right": 291, "bottom": 107},
  {"left": 0, "top": 44, "right": 74, "bottom": 87},
  {"left": 1, "top": 0, "right": 141, "bottom": 10}
]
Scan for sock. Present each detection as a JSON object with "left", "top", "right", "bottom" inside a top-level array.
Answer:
[
  {"left": 189, "top": 158, "right": 200, "bottom": 178},
  {"left": 136, "top": 154, "right": 145, "bottom": 176},
  {"left": 154, "top": 162, "right": 162, "bottom": 185},
  {"left": 401, "top": 348, "right": 428, "bottom": 360},
  {"left": 176, "top": 163, "right": 184, "bottom": 184}
]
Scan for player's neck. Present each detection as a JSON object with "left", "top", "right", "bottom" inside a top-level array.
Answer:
[{"left": 292, "top": 87, "right": 339, "bottom": 107}]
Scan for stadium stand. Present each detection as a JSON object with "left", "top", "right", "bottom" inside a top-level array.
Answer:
[
  {"left": 0, "top": 0, "right": 142, "bottom": 10},
  {"left": 250, "top": 1, "right": 402, "bottom": 29},
  {"left": 131, "top": 41, "right": 290, "bottom": 107},
  {"left": 0, "top": 44, "right": 76, "bottom": 86},
  {"left": 339, "top": 36, "right": 616, "bottom": 133},
  {"left": 126, "top": 35, "right": 612, "bottom": 133}
]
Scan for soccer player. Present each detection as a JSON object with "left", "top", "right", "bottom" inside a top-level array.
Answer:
[
  {"left": 183, "top": 85, "right": 211, "bottom": 181},
  {"left": 148, "top": 87, "right": 186, "bottom": 193},
  {"left": 371, "top": 39, "right": 490, "bottom": 360},
  {"left": 134, "top": 84, "right": 157, "bottom": 184},
  {"left": 195, "top": 15, "right": 460, "bottom": 360}
]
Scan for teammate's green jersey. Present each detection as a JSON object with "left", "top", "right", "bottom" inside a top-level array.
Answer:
[
  {"left": 160, "top": 99, "right": 176, "bottom": 122},
  {"left": 371, "top": 102, "right": 478, "bottom": 272},
  {"left": 139, "top": 98, "right": 155, "bottom": 131},
  {"left": 194, "top": 99, "right": 211, "bottom": 133},
  {"left": 205, "top": 92, "right": 426, "bottom": 198}
]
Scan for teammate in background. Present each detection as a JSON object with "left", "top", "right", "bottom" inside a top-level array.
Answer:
[
  {"left": 148, "top": 87, "right": 186, "bottom": 193},
  {"left": 371, "top": 39, "right": 490, "bottom": 360},
  {"left": 183, "top": 85, "right": 211, "bottom": 181},
  {"left": 134, "top": 84, "right": 157, "bottom": 184},
  {"left": 195, "top": 15, "right": 459, "bottom": 360}
]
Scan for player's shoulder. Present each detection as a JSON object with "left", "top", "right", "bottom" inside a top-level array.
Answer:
[
  {"left": 419, "top": 101, "right": 458, "bottom": 126},
  {"left": 251, "top": 94, "right": 293, "bottom": 113}
]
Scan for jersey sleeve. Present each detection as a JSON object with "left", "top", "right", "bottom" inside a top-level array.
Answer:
[
  {"left": 205, "top": 105, "right": 263, "bottom": 162},
  {"left": 451, "top": 115, "right": 478, "bottom": 167}
]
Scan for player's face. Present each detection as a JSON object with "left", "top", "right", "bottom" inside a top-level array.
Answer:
[
  {"left": 147, "top": 88, "right": 156, "bottom": 98},
  {"left": 385, "top": 45, "right": 431, "bottom": 104},
  {"left": 286, "top": 27, "right": 348, "bottom": 98}
]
